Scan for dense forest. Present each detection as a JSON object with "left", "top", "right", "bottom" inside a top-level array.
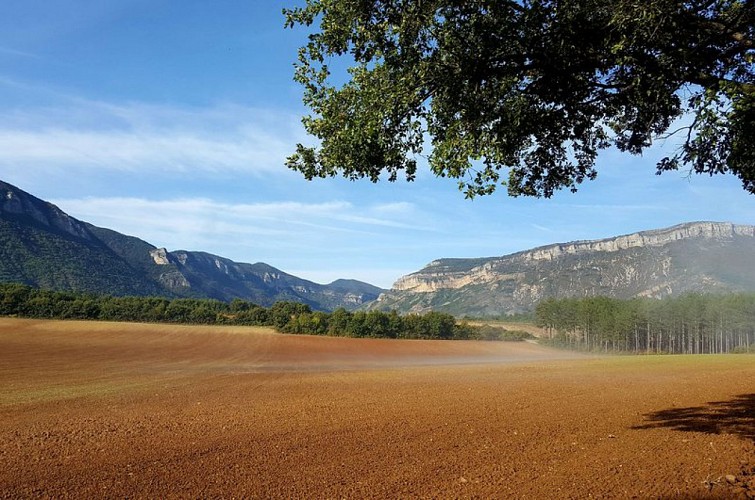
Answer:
[
  {"left": 0, "top": 283, "right": 530, "bottom": 341},
  {"left": 535, "top": 293, "right": 755, "bottom": 354}
]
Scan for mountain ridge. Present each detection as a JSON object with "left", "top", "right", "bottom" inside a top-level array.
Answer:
[
  {"left": 0, "top": 180, "right": 383, "bottom": 310},
  {"left": 372, "top": 221, "right": 755, "bottom": 316}
]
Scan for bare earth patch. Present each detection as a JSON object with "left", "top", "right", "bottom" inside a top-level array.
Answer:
[{"left": 0, "top": 318, "right": 752, "bottom": 498}]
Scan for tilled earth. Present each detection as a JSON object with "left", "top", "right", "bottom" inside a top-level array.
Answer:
[{"left": 0, "top": 318, "right": 753, "bottom": 499}]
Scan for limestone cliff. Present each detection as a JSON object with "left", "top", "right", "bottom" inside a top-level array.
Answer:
[{"left": 371, "top": 222, "right": 755, "bottom": 316}]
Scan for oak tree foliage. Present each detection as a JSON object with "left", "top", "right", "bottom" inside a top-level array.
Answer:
[{"left": 284, "top": 0, "right": 754, "bottom": 198}]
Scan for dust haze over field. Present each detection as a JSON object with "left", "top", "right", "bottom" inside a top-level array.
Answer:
[{"left": 0, "top": 318, "right": 753, "bottom": 498}]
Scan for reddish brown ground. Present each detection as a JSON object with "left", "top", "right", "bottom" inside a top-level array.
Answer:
[{"left": 0, "top": 318, "right": 753, "bottom": 499}]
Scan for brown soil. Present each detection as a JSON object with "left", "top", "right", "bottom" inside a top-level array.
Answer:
[{"left": 0, "top": 318, "right": 752, "bottom": 499}]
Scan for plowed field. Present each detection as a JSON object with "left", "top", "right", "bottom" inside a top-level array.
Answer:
[{"left": 1, "top": 318, "right": 753, "bottom": 498}]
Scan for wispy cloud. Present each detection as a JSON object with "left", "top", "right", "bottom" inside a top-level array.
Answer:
[
  {"left": 0, "top": 128, "right": 292, "bottom": 174},
  {"left": 0, "top": 97, "right": 307, "bottom": 176},
  {"left": 561, "top": 203, "right": 665, "bottom": 211},
  {"left": 51, "top": 196, "right": 430, "bottom": 247},
  {"left": 0, "top": 46, "right": 39, "bottom": 59},
  {"left": 532, "top": 224, "right": 556, "bottom": 233}
]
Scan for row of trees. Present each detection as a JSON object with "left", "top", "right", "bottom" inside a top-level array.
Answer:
[
  {"left": 0, "top": 283, "right": 530, "bottom": 341},
  {"left": 535, "top": 293, "right": 755, "bottom": 354}
]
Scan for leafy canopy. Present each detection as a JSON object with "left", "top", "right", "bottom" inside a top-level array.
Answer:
[{"left": 284, "top": 0, "right": 754, "bottom": 198}]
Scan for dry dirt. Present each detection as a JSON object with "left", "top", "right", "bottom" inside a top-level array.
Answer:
[{"left": 0, "top": 318, "right": 753, "bottom": 499}]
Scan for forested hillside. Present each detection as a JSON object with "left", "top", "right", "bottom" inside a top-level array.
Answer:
[
  {"left": 0, "top": 180, "right": 382, "bottom": 311},
  {"left": 0, "top": 211, "right": 165, "bottom": 297}
]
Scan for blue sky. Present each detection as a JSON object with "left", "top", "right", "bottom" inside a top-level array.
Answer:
[{"left": 1, "top": 1, "right": 753, "bottom": 289}]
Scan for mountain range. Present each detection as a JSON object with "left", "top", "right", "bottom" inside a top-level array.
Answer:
[
  {"left": 370, "top": 221, "right": 755, "bottom": 316},
  {"left": 0, "top": 180, "right": 383, "bottom": 310},
  {"left": 3, "top": 179, "right": 754, "bottom": 316}
]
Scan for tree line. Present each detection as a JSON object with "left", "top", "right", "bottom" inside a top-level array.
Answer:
[
  {"left": 535, "top": 293, "right": 755, "bottom": 354},
  {"left": 0, "top": 283, "right": 531, "bottom": 341}
]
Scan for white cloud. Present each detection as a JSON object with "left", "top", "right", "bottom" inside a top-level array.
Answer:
[
  {"left": 52, "top": 195, "right": 430, "bottom": 249},
  {"left": 0, "top": 128, "right": 291, "bottom": 174},
  {"left": 562, "top": 203, "right": 665, "bottom": 212},
  {"left": 0, "top": 46, "right": 39, "bottom": 59},
  {"left": 372, "top": 201, "right": 415, "bottom": 214},
  {"left": 0, "top": 97, "right": 308, "bottom": 177}
]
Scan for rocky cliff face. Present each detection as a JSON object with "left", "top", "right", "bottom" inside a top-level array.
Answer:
[
  {"left": 371, "top": 222, "right": 755, "bottom": 316},
  {"left": 1, "top": 181, "right": 92, "bottom": 241},
  {"left": 516, "top": 222, "right": 755, "bottom": 262},
  {"left": 143, "top": 249, "right": 383, "bottom": 309}
]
